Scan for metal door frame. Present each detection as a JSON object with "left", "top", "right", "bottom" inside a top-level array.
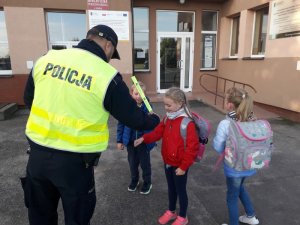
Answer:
[{"left": 156, "top": 32, "right": 194, "bottom": 93}]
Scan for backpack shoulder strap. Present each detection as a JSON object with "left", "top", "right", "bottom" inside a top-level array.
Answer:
[{"left": 180, "top": 117, "right": 193, "bottom": 148}]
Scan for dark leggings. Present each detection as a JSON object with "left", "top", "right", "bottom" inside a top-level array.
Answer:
[{"left": 164, "top": 165, "right": 189, "bottom": 218}]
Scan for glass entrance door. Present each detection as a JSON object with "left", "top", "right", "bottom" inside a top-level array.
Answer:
[{"left": 157, "top": 34, "right": 193, "bottom": 92}]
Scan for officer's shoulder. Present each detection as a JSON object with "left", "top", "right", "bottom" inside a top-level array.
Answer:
[{"left": 110, "top": 73, "right": 123, "bottom": 86}]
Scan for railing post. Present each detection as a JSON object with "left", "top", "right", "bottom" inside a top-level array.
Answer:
[{"left": 198, "top": 73, "right": 257, "bottom": 109}]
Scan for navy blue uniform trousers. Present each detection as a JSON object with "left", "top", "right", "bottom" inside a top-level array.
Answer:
[{"left": 21, "top": 146, "right": 96, "bottom": 225}]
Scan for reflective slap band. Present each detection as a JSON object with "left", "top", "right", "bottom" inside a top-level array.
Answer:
[{"left": 131, "top": 76, "right": 153, "bottom": 113}]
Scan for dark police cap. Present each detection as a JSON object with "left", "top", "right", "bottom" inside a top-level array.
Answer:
[{"left": 87, "top": 24, "right": 120, "bottom": 60}]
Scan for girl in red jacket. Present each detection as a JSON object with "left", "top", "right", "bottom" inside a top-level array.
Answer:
[{"left": 134, "top": 87, "right": 199, "bottom": 225}]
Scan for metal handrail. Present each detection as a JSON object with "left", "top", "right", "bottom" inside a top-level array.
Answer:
[{"left": 199, "top": 73, "right": 257, "bottom": 108}]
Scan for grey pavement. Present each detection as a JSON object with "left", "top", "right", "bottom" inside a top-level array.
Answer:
[{"left": 0, "top": 101, "right": 300, "bottom": 225}]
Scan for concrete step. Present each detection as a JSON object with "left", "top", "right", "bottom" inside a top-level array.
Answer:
[{"left": 0, "top": 103, "right": 18, "bottom": 120}]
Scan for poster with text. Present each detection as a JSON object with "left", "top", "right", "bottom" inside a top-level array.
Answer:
[
  {"left": 87, "top": 0, "right": 109, "bottom": 10},
  {"left": 88, "top": 10, "right": 129, "bottom": 41},
  {"left": 269, "top": 0, "right": 300, "bottom": 39}
]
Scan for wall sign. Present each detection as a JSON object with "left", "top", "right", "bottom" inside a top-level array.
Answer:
[
  {"left": 270, "top": 0, "right": 300, "bottom": 39},
  {"left": 87, "top": 0, "right": 109, "bottom": 10},
  {"left": 88, "top": 10, "right": 130, "bottom": 41}
]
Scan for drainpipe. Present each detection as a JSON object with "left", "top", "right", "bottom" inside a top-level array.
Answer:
[{"left": 131, "top": 0, "right": 135, "bottom": 76}]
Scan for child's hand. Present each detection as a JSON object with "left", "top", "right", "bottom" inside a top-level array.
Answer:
[
  {"left": 175, "top": 168, "right": 186, "bottom": 176},
  {"left": 117, "top": 143, "right": 124, "bottom": 150},
  {"left": 134, "top": 137, "right": 144, "bottom": 147}
]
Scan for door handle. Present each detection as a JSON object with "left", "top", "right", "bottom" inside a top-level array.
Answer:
[{"left": 179, "top": 60, "right": 183, "bottom": 69}]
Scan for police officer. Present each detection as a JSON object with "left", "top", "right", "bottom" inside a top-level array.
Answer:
[{"left": 22, "top": 24, "right": 160, "bottom": 225}]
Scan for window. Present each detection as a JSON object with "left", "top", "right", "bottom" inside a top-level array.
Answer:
[
  {"left": 252, "top": 7, "right": 269, "bottom": 56},
  {"left": 0, "top": 10, "right": 12, "bottom": 75},
  {"left": 157, "top": 11, "right": 194, "bottom": 32},
  {"left": 47, "top": 12, "right": 86, "bottom": 49},
  {"left": 230, "top": 16, "right": 240, "bottom": 57},
  {"left": 201, "top": 11, "right": 218, "bottom": 69},
  {"left": 133, "top": 8, "right": 150, "bottom": 71}
]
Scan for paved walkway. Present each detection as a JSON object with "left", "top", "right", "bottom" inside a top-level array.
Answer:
[{"left": 0, "top": 101, "right": 300, "bottom": 225}]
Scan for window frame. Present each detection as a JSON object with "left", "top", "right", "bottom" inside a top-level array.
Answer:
[
  {"left": 200, "top": 10, "right": 218, "bottom": 70},
  {"left": 251, "top": 7, "right": 269, "bottom": 57},
  {"left": 133, "top": 7, "right": 150, "bottom": 72},
  {"left": 0, "top": 10, "right": 12, "bottom": 76},
  {"left": 229, "top": 15, "right": 240, "bottom": 58},
  {"left": 46, "top": 11, "right": 86, "bottom": 50}
]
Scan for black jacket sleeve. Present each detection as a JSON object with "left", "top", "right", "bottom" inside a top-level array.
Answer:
[
  {"left": 23, "top": 70, "right": 35, "bottom": 109},
  {"left": 104, "top": 74, "right": 160, "bottom": 130}
]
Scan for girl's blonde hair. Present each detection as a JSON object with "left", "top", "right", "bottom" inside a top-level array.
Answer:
[
  {"left": 165, "top": 87, "right": 193, "bottom": 119},
  {"left": 226, "top": 87, "right": 254, "bottom": 122}
]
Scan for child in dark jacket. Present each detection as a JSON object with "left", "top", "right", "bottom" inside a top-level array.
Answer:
[
  {"left": 134, "top": 87, "right": 199, "bottom": 225},
  {"left": 117, "top": 81, "right": 156, "bottom": 195}
]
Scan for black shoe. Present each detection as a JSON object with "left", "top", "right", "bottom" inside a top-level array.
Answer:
[
  {"left": 128, "top": 181, "right": 139, "bottom": 192},
  {"left": 140, "top": 183, "right": 152, "bottom": 195}
]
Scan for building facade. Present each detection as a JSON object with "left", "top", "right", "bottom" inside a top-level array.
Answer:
[{"left": 0, "top": 0, "right": 299, "bottom": 113}]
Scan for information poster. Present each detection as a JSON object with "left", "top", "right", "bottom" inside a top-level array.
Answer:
[
  {"left": 88, "top": 10, "right": 129, "bottom": 41},
  {"left": 269, "top": 0, "right": 300, "bottom": 39},
  {"left": 204, "top": 35, "right": 213, "bottom": 68},
  {"left": 87, "top": 0, "right": 109, "bottom": 10}
]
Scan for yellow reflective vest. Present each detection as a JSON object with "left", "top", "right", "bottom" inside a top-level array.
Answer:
[{"left": 25, "top": 49, "right": 117, "bottom": 153}]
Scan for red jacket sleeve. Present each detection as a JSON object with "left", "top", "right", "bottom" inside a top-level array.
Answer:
[
  {"left": 143, "top": 121, "right": 165, "bottom": 143},
  {"left": 179, "top": 122, "right": 199, "bottom": 171}
]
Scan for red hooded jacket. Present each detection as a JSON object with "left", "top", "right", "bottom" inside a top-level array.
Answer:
[{"left": 143, "top": 116, "right": 199, "bottom": 171}]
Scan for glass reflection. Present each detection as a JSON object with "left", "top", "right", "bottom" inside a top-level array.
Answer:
[
  {"left": 202, "top": 11, "right": 217, "bottom": 31},
  {"left": 47, "top": 12, "right": 86, "bottom": 42},
  {"left": 160, "top": 37, "right": 181, "bottom": 89},
  {"left": 0, "top": 11, "right": 11, "bottom": 71},
  {"left": 157, "top": 11, "right": 193, "bottom": 32},
  {"left": 184, "top": 38, "right": 190, "bottom": 88},
  {"left": 133, "top": 8, "right": 149, "bottom": 70}
]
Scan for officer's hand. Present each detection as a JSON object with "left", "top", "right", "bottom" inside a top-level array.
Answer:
[
  {"left": 149, "top": 111, "right": 159, "bottom": 116},
  {"left": 149, "top": 112, "right": 160, "bottom": 125}
]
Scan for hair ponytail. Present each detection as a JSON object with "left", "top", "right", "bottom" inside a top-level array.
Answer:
[
  {"left": 236, "top": 91, "right": 253, "bottom": 121},
  {"left": 183, "top": 104, "right": 193, "bottom": 120},
  {"left": 226, "top": 87, "right": 254, "bottom": 122}
]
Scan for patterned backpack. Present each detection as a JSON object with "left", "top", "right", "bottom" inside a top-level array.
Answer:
[{"left": 224, "top": 119, "right": 274, "bottom": 171}]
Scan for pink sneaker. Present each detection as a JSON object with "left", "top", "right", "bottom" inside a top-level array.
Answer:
[
  {"left": 171, "top": 216, "right": 188, "bottom": 225},
  {"left": 158, "top": 210, "right": 177, "bottom": 224}
]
